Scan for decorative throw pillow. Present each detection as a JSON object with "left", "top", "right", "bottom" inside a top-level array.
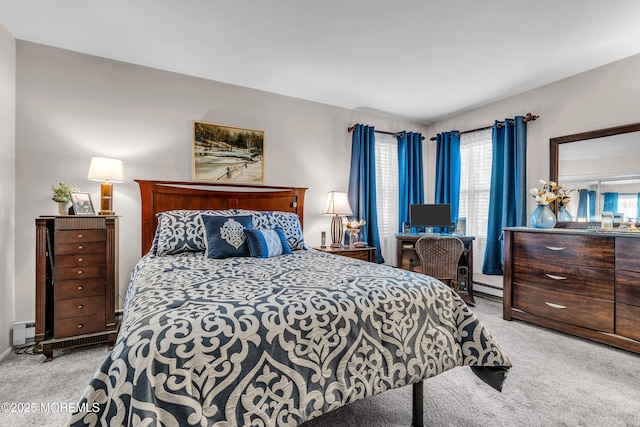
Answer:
[
  {"left": 201, "top": 215, "right": 253, "bottom": 259},
  {"left": 238, "top": 210, "right": 308, "bottom": 250},
  {"left": 245, "top": 228, "right": 293, "bottom": 258},
  {"left": 152, "top": 209, "right": 237, "bottom": 256}
]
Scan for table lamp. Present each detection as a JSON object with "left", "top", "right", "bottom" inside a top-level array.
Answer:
[
  {"left": 87, "top": 157, "right": 125, "bottom": 215},
  {"left": 321, "top": 191, "right": 353, "bottom": 247}
]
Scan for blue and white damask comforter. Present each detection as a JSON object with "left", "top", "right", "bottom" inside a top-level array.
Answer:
[{"left": 69, "top": 250, "right": 510, "bottom": 426}]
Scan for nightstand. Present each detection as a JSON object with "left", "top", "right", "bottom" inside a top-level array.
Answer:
[
  {"left": 35, "top": 215, "right": 119, "bottom": 361},
  {"left": 313, "top": 245, "right": 376, "bottom": 262}
]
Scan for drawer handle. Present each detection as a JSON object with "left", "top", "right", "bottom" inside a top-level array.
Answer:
[
  {"left": 545, "top": 246, "right": 566, "bottom": 251},
  {"left": 78, "top": 245, "right": 84, "bottom": 250},
  {"left": 77, "top": 324, "right": 83, "bottom": 329},
  {"left": 77, "top": 233, "right": 83, "bottom": 238},
  {"left": 545, "top": 274, "right": 567, "bottom": 280},
  {"left": 78, "top": 258, "right": 84, "bottom": 262},
  {"left": 77, "top": 286, "right": 84, "bottom": 290},
  {"left": 545, "top": 302, "right": 567, "bottom": 309},
  {"left": 78, "top": 304, "right": 84, "bottom": 309},
  {"left": 77, "top": 270, "right": 83, "bottom": 275}
]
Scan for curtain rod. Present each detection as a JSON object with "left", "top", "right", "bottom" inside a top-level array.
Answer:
[
  {"left": 347, "top": 126, "right": 426, "bottom": 141},
  {"left": 428, "top": 112, "right": 539, "bottom": 141}
]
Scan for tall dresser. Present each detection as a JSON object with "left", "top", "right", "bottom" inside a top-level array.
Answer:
[
  {"left": 503, "top": 227, "right": 640, "bottom": 354},
  {"left": 35, "top": 215, "right": 119, "bottom": 361}
]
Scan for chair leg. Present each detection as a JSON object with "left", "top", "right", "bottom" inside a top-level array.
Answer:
[{"left": 450, "top": 279, "right": 459, "bottom": 294}]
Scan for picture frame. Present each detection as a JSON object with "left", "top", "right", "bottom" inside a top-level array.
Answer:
[
  {"left": 70, "top": 191, "right": 96, "bottom": 215},
  {"left": 192, "top": 120, "right": 264, "bottom": 183}
]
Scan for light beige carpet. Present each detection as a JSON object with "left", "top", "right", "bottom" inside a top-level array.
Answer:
[{"left": 0, "top": 297, "right": 638, "bottom": 427}]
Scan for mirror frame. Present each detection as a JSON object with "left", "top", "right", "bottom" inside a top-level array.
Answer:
[{"left": 550, "top": 121, "right": 640, "bottom": 227}]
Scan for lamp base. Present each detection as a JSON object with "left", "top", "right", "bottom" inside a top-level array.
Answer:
[
  {"left": 330, "top": 215, "right": 344, "bottom": 248},
  {"left": 100, "top": 182, "right": 114, "bottom": 216}
]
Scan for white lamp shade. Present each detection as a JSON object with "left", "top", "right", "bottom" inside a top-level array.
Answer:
[
  {"left": 322, "top": 191, "right": 353, "bottom": 216},
  {"left": 87, "top": 157, "right": 125, "bottom": 183}
]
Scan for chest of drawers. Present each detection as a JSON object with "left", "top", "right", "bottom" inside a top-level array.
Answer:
[
  {"left": 35, "top": 216, "right": 119, "bottom": 361},
  {"left": 503, "top": 227, "right": 640, "bottom": 354}
]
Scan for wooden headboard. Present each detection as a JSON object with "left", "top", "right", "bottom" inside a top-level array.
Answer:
[{"left": 135, "top": 180, "right": 307, "bottom": 256}]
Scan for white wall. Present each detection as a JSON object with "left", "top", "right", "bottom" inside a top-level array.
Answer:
[
  {"left": 430, "top": 53, "right": 640, "bottom": 210},
  {"left": 0, "top": 24, "right": 16, "bottom": 357},
  {"left": 14, "top": 41, "right": 428, "bottom": 322}
]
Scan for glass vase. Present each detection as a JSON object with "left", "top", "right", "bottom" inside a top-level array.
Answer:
[
  {"left": 529, "top": 204, "right": 557, "bottom": 229},
  {"left": 557, "top": 205, "right": 573, "bottom": 222},
  {"left": 349, "top": 230, "right": 359, "bottom": 247}
]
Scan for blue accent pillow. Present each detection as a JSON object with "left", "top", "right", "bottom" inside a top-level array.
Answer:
[
  {"left": 152, "top": 209, "right": 238, "bottom": 256},
  {"left": 237, "top": 210, "right": 308, "bottom": 250},
  {"left": 201, "top": 215, "right": 253, "bottom": 259},
  {"left": 245, "top": 228, "right": 293, "bottom": 258}
]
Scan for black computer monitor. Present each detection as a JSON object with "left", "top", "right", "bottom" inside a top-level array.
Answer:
[{"left": 409, "top": 203, "right": 452, "bottom": 230}]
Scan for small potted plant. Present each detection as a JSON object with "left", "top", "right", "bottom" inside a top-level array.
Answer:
[{"left": 51, "top": 182, "right": 80, "bottom": 215}]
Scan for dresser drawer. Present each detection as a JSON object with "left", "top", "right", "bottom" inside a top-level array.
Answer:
[
  {"left": 616, "top": 270, "right": 640, "bottom": 307},
  {"left": 513, "top": 283, "right": 614, "bottom": 332},
  {"left": 54, "top": 240, "right": 105, "bottom": 256},
  {"left": 513, "top": 258, "right": 614, "bottom": 299},
  {"left": 616, "top": 303, "right": 640, "bottom": 341},
  {"left": 55, "top": 229, "right": 105, "bottom": 244},
  {"left": 513, "top": 232, "right": 614, "bottom": 268},
  {"left": 54, "top": 265, "right": 106, "bottom": 281},
  {"left": 54, "top": 252, "right": 106, "bottom": 268},
  {"left": 54, "top": 295, "right": 103, "bottom": 320},
  {"left": 616, "top": 237, "right": 640, "bottom": 272},
  {"left": 54, "top": 278, "right": 105, "bottom": 301},
  {"left": 54, "top": 312, "right": 106, "bottom": 338},
  {"left": 337, "top": 250, "right": 372, "bottom": 261}
]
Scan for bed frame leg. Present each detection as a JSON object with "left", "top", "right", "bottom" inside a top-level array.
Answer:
[{"left": 412, "top": 380, "right": 424, "bottom": 427}]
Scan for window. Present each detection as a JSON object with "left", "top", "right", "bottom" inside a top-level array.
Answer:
[
  {"left": 458, "top": 128, "right": 493, "bottom": 274},
  {"left": 375, "top": 133, "right": 399, "bottom": 266},
  {"left": 616, "top": 193, "right": 638, "bottom": 220}
]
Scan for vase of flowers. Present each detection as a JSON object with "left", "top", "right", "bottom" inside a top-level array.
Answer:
[
  {"left": 344, "top": 218, "right": 366, "bottom": 247},
  {"left": 528, "top": 180, "right": 560, "bottom": 228},
  {"left": 555, "top": 186, "right": 574, "bottom": 222},
  {"left": 51, "top": 182, "right": 79, "bottom": 215}
]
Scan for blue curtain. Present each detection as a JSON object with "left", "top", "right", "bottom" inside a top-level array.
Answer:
[
  {"left": 434, "top": 131, "right": 461, "bottom": 232},
  {"left": 483, "top": 117, "right": 527, "bottom": 275},
  {"left": 637, "top": 193, "right": 640, "bottom": 218},
  {"left": 397, "top": 131, "right": 425, "bottom": 232},
  {"left": 589, "top": 190, "right": 596, "bottom": 218},
  {"left": 577, "top": 189, "right": 597, "bottom": 220},
  {"left": 577, "top": 189, "right": 589, "bottom": 221},
  {"left": 603, "top": 192, "right": 619, "bottom": 213},
  {"left": 348, "top": 124, "right": 384, "bottom": 263}
]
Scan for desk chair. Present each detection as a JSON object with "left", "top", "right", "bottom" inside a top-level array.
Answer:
[{"left": 415, "top": 235, "right": 465, "bottom": 293}]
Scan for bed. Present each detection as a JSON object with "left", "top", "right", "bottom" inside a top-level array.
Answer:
[{"left": 69, "top": 180, "right": 511, "bottom": 427}]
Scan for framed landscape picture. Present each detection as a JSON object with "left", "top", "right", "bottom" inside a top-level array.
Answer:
[{"left": 192, "top": 121, "right": 264, "bottom": 182}]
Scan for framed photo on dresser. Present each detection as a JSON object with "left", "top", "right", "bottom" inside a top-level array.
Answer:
[{"left": 70, "top": 191, "right": 95, "bottom": 215}]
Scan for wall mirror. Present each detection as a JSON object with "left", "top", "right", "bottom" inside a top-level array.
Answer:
[{"left": 550, "top": 122, "right": 640, "bottom": 225}]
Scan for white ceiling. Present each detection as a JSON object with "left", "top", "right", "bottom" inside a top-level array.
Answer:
[{"left": 2, "top": 1, "right": 640, "bottom": 124}]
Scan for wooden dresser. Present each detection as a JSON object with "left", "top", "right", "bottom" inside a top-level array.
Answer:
[
  {"left": 503, "top": 227, "right": 640, "bottom": 354},
  {"left": 35, "top": 215, "right": 119, "bottom": 361}
]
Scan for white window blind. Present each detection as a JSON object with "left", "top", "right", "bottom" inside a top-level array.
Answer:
[
  {"left": 459, "top": 128, "right": 493, "bottom": 274},
  {"left": 375, "top": 133, "right": 398, "bottom": 266}
]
